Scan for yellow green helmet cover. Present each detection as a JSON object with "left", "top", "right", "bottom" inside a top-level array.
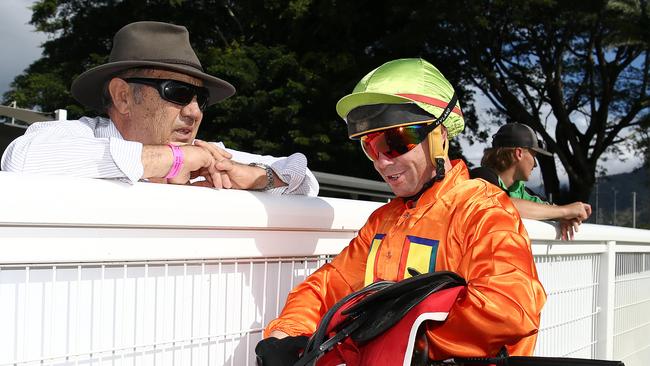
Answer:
[{"left": 336, "top": 58, "right": 464, "bottom": 138}]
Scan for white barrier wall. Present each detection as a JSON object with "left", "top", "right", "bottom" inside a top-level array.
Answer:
[{"left": 1, "top": 172, "right": 649, "bottom": 366}]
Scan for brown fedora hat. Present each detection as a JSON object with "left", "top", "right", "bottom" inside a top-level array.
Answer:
[{"left": 71, "top": 21, "right": 235, "bottom": 112}]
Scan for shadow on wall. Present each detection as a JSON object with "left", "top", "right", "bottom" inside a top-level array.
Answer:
[
  {"left": 222, "top": 194, "right": 337, "bottom": 364},
  {"left": 0, "top": 123, "right": 26, "bottom": 160}
]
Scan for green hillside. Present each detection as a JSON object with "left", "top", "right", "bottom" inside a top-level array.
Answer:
[{"left": 587, "top": 168, "right": 650, "bottom": 229}]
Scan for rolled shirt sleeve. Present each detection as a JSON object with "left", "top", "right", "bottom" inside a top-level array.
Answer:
[
  {"left": 108, "top": 137, "right": 144, "bottom": 183},
  {"left": 1, "top": 117, "right": 144, "bottom": 183},
  {"left": 217, "top": 142, "right": 319, "bottom": 196}
]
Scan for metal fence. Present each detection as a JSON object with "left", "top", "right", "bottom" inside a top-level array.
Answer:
[
  {"left": 613, "top": 252, "right": 650, "bottom": 365},
  {"left": 0, "top": 257, "right": 330, "bottom": 366},
  {"left": 534, "top": 253, "right": 601, "bottom": 358},
  {"left": 2, "top": 245, "right": 649, "bottom": 366}
]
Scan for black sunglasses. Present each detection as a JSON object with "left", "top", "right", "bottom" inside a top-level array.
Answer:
[{"left": 124, "top": 78, "right": 210, "bottom": 110}]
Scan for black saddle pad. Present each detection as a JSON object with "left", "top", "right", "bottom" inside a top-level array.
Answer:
[
  {"left": 343, "top": 271, "right": 466, "bottom": 342},
  {"left": 437, "top": 352, "right": 625, "bottom": 366}
]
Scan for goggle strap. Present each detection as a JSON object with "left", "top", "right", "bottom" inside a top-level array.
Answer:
[{"left": 417, "top": 91, "right": 458, "bottom": 136}]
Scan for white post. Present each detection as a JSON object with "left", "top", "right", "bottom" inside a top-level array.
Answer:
[
  {"left": 632, "top": 192, "right": 636, "bottom": 228},
  {"left": 10, "top": 100, "right": 16, "bottom": 125},
  {"left": 54, "top": 109, "right": 67, "bottom": 121},
  {"left": 613, "top": 190, "right": 617, "bottom": 226},
  {"left": 595, "top": 179, "right": 599, "bottom": 224},
  {"left": 597, "top": 241, "right": 616, "bottom": 360}
]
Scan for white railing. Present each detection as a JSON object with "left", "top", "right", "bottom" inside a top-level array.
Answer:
[{"left": 1, "top": 172, "right": 649, "bottom": 366}]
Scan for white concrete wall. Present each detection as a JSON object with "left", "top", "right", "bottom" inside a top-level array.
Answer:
[{"left": 1, "top": 172, "right": 649, "bottom": 365}]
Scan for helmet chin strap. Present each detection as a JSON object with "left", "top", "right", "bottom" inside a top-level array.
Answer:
[
  {"left": 428, "top": 125, "right": 448, "bottom": 181},
  {"left": 402, "top": 125, "right": 449, "bottom": 202}
]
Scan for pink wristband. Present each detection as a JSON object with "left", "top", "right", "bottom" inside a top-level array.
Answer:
[{"left": 165, "top": 144, "right": 184, "bottom": 179}]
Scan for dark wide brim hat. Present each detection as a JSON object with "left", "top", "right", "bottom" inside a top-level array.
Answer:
[{"left": 71, "top": 21, "right": 235, "bottom": 112}]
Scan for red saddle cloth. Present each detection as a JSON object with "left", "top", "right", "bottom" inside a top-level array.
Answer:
[{"left": 316, "top": 286, "right": 465, "bottom": 366}]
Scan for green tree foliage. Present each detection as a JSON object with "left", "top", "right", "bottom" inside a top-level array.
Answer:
[
  {"left": 9, "top": 0, "right": 649, "bottom": 198},
  {"left": 415, "top": 0, "right": 650, "bottom": 202},
  {"left": 200, "top": 42, "right": 338, "bottom": 163},
  {"left": 3, "top": 0, "right": 480, "bottom": 180}
]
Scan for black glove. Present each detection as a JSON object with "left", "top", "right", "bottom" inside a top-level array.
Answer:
[{"left": 255, "top": 335, "right": 309, "bottom": 366}]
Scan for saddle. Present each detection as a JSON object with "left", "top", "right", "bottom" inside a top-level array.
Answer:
[
  {"left": 295, "top": 271, "right": 466, "bottom": 366},
  {"left": 294, "top": 270, "right": 625, "bottom": 366}
]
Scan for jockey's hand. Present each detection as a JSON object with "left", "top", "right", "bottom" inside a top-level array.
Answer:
[{"left": 255, "top": 335, "right": 309, "bottom": 366}]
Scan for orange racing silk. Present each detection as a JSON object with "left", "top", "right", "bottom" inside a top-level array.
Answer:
[{"left": 264, "top": 160, "right": 546, "bottom": 359}]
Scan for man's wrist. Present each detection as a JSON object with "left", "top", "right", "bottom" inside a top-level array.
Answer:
[
  {"left": 248, "top": 163, "right": 275, "bottom": 191},
  {"left": 268, "top": 330, "right": 290, "bottom": 339},
  {"left": 165, "top": 144, "right": 184, "bottom": 179},
  {"left": 142, "top": 145, "right": 175, "bottom": 179},
  {"left": 559, "top": 205, "right": 573, "bottom": 219}
]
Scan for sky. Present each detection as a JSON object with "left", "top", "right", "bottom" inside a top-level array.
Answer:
[
  {"left": 0, "top": 0, "right": 47, "bottom": 98},
  {"left": 0, "top": 1, "right": 643, "bottom": 186},
  {"left": 458, "top": 92, "right": 643, "bottom": 187}
]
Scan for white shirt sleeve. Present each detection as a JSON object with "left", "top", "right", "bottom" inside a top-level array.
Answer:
[
  {"left": 0, "top": 118, "right": 143, "bottom": 183},
  {"left": 214, "top": 142, "right": 319, "bottom": 196}
]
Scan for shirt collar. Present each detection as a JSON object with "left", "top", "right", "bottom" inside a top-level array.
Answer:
[
  {"left": 95, "top": 116, "right": 125, "bottom": 140},
  {"left": 405, "top": 159, "right": 469, "bottom": 207},
  {"left": 507, "top": 180, "right": 526, "bottom": 193}
]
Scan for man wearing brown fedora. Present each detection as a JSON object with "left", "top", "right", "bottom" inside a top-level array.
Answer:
[{"left": 1, "top": 21, "right": 318, "bottom": 195}]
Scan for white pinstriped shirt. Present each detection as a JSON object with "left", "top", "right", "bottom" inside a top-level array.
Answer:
[{"left": 1, "top": 116, "right": 319, "bottom": 196}]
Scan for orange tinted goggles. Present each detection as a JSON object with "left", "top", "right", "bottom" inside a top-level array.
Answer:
[{"left": 360, "top": 123, "right": 435, "bottom": 161}]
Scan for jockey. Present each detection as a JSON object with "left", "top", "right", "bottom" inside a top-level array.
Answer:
[{"left": 256, "top": 58, "right": 547, "bottom": 365}]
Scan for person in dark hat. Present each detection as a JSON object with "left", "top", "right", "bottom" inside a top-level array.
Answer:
[
  {"left": 470, "top": 123, "right": 591, "bottom": 239},
  {"left": 1, "top": 21, "right": 318, "bottom": 195}
]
